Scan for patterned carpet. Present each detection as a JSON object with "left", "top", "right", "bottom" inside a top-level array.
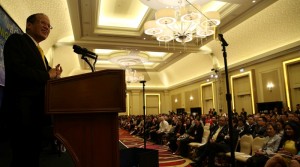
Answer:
[{"left": 119, "top": 129, "right": 193, "bottom": 167}]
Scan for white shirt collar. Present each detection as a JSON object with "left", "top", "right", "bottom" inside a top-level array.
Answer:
[{"left": 26, "top": 33, "right": 39, "bottom": 46}]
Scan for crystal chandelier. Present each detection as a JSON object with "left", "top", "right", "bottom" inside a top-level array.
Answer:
[
  {"left": 108, "top": 50, "right": 145, "bottom": 83},
  {"left": 125, "top": 67, "right": 144, "bottom": 83},
  {"left": 142, "top": 0, "right": 221, "bottom": 44}
]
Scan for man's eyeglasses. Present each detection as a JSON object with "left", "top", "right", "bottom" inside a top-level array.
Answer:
[{"left": 39, "top": 20, "right": 53, "bottom": 30}]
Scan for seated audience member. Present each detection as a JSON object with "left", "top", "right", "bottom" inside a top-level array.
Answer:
[
  {"left": 205, "top": 115, "right": 213, "bottom": 126},
  {"left": 147, "top": 117, "right": 159, "bottom": 140},
  {"left": 173, "top": 118, "right": 203, "bottom": 157},
  {"left": 276, "top": 120, "right": 285, "bottom": 137},
  {"left": 150, "top": 116, "right": 169, "bottom": 144},
  {"left": 209, "top": 116, "right": 218, "bottom": 131},
  {"left": 191, "top": 116, "right": 239, "bottom": 167},
  {"left": 235, "top": 117, "right": 249, "bottom": 138},
  {"left": 270, "top": 115, "right": 278, "bottom": 124},
  {"left": 247, "top": 115, "right": 257, "bottom": 135},
  {"left": 168, "top": 119, "right": 186, "bottom": 152},
  {"left": 253, "top": 116, "right": 267, "bottom": 138},
  {"left": 280, "top": 113, "right": 289, "bottom": 123},
  {"left": 130, "top": 118, "right": 144, "bottom": 135},
  {"left": 265, "top": 121, "right": 300, "bottom": 167},
  {"left": 246, "top": 123, "right": 281, "bottom": 167},
  {"left": 184, "top": 118, "right": 192, "bottom": 132}
]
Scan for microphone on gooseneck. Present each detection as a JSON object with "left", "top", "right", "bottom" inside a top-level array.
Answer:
[{"left": 73, "top": 45, "right": 97, "bottom": 59}]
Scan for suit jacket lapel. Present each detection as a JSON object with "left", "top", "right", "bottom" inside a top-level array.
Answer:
[{"left": 22, "top": 34, "right": 48, "bottom": 71}]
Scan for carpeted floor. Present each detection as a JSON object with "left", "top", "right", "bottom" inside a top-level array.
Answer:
[
  {"left": 119, "top": 129, "right": 193, "bottom": 167},
  {"left": 1, "top": 129, "right": 193, "bottom": 167}
]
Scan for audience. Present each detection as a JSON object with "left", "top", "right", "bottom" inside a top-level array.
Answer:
[{"left": 119, "top": 105, "right": 300, "bottom": 167}]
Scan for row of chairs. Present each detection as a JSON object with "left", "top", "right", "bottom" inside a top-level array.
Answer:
[
  {"left": 188, "top": 128, "right": 267, "bottom": 166},
  {"left": 226, "top": 134, "right": 266, "bottom": 163},
  {"left": 188, "top": 125, "right": 210, "bottom": 159}
]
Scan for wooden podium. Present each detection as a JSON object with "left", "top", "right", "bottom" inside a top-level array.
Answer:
[{"left": 45, "top": 70, "right": 126, "bottom": 167}]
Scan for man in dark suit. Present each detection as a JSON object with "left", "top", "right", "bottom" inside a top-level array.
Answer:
[
  {"left": 252, "top": 116, "right": 267, "bottom": 138},
  {"left": 2, "top": 13, "right": 62, "bottom": 167},
  {"left": 191, "top": 116, "right": 238, "bottom": 167}
]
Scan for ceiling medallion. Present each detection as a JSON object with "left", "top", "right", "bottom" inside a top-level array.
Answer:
[
  {"left": 109, "top": 51, "right": 148, "bottom": 67},
  {"left": 109, "top": 50, "right": 146, "bottom": 83}
]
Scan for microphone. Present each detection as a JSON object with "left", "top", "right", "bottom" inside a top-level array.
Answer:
[
  {"left": 73, "top": 45, "right": 97, "bottom": 59},
  {"left": 218, "top": 34, "right": 228, "bottom": 46}
]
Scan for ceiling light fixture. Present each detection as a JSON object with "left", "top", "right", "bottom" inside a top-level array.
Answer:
[
  {"left": 141, "top": 0, "right": 221, "bottom": 45},
  {"left": 108, "top": 50, "right": 146, "bottom": 83},
  {"left": 125, "top": 67, "right": 144, "bottom": 84}
]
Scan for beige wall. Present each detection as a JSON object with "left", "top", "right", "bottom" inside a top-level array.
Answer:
[
  {"left": 167, "top": 50, "right": 300, "bottom": 115},
  {"left": 51, "top": 45, "right": 300, "bottom": 116}
]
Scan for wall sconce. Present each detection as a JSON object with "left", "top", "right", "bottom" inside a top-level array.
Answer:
[
  {"left": 189, "top": 95, "right": 194, "bottom": 101},
  {"left": 174, "top": 98, "right": 178, "bottom": 103},
  {"left": 267, "top": 82, "right": 274, "bottom": 92}
]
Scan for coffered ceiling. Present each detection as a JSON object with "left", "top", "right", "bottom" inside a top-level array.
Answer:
[{"left": 67, "top": 0, "right": 273, "bottom": 71}]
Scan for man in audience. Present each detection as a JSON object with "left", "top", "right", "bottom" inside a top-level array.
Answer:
[
  {"left": 247, "top": 115, "right": 257, "bottom": 135},
  {"left": 174, "top": 117, "right": 203, "bottom": 157},
  {"left": 253, "top": 116, "right": 267, "bottom": 138},
  {"left": 191, "top": 116, "right": 238, "bottom": 167},
  {"left": 151, "top": 116, "right": 169, "bottom": 144}
]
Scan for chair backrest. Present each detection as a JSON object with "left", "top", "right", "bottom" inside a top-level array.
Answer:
[
  {"left": 252, "top": 137, "right": 266, "bottom": 155},
  {"left": 201, "top": 129, "right": 210, "bottom": 144},
  {"left": 239, "top": 134, "right": 253, "bottom": 155},
  {"left": 204, "top": 125, "right": 210, "bottom": 130},
  {"left": 167, "top": 125, "right": 174, "bottom": 133}
]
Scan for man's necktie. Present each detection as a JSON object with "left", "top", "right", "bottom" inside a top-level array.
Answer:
[
  {"left": 212, "top": 126, "right": 222, "bottom": 141},
  {"left": 37, "top": 45, "right": 47, "bottom": 68}
]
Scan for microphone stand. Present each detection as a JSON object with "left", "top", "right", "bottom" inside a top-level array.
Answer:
[
  {"left": 218, "top": 34, "right": 235, "bottom": 167},
  {"left": 140, "top": 80, "right": 146, "bottom": 149},
  {"left": 81, "top": 53, "right": 97, "bottom": 72}
]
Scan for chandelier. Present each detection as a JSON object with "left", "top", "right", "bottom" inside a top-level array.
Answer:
[
  {"left": 142, "top": 0, "right": 221, "bottom": 44},
  {"left": 108, "top": 50, "right": 146, "bottom": 83},
  {"left": 125, "top": 67, "right": 144, "bottom": 83}
]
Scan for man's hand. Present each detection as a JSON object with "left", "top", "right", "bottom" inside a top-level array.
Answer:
[
  {"left": 49, "top": 64, "right": 63, "bottom": 79},
  {"left": 55, "top": 64, "right": 63, "bottom": 78}
]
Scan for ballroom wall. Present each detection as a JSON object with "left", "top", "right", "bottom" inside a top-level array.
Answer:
[
  {"left": 48, "top": 45, "right": 300, "bottom": 116},
  {"left": 167, "top": 48, "right": 300, "bottom": 116}
]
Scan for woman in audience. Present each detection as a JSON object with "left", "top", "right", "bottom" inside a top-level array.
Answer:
[
  {"left": 246, "top": 122, "right": 281, "bottom": 167},
  {"left": 264, "top": 121, "right": 300, "bottom": 167}
]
